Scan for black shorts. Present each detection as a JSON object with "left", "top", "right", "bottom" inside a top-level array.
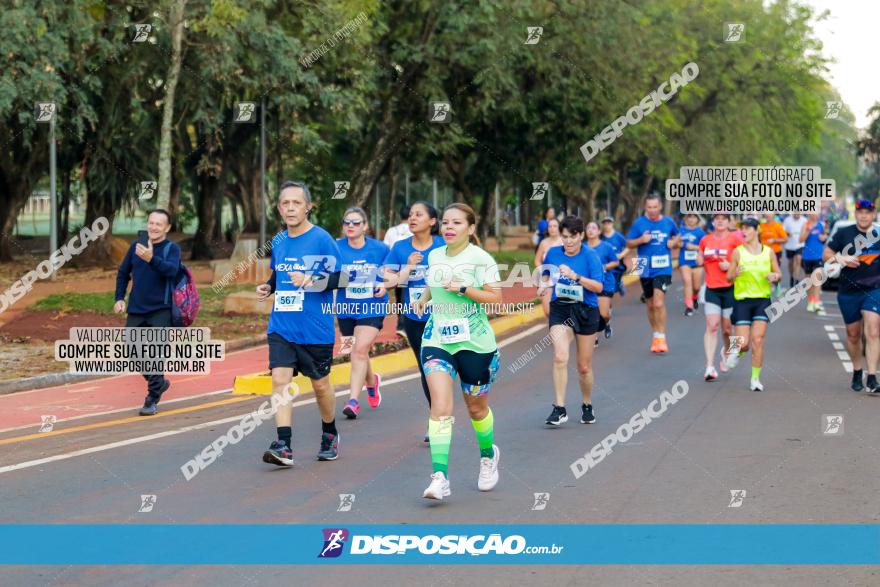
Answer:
[
  {"left": 801, "top": 259, "right": 823, "bottom": 275},
  {"left": 421, "top": 346, "right": 500, "bottom": 396},
  {"left": 267, "top": 333, "right": 333, "bottom": 379},
  {"left": 337, "top": 316, "right": 385, "bottom": 336},
  {"left": 640, "top": 275, "right": 672, "bottom": 298},
  {"left": 732, "top": 298, "right": 772, "bottom": 325},
  {"left": 705, "top": 286, "right": 735, "bottom": 311},
  {"left": 785, "top": 247, "right": 803, "bottom": 259},
  {"left": 613, "top": 271, "right": 625, "bottom": 295},
  {"left": 775, "top": 250, "right": 783, "bottom": 265},
  {"left": 549, "top": 300, "right": 600, "bottom": 335},
  {"left": 598, "top": 290, "right": 614, "bottom": 298}
]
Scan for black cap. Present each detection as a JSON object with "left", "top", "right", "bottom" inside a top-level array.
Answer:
[{"left": 741, "top": 217, "right": 760, "bottom": 229}]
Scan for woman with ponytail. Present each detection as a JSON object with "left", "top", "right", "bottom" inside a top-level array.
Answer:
[
  {"left": 382, "top": 201, "right": 445, "bottom": 440},
  {"left": 411, "top": 203, "right": 503, "bottom": 500}
]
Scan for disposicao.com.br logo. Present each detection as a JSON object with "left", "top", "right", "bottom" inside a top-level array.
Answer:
[{"left": 318, "top": 528, "right": 563, "bottom": 558}]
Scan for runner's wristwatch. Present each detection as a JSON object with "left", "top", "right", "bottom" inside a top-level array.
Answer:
[{"left": 459, "top": 286, "right": 468, "bottom": 294}]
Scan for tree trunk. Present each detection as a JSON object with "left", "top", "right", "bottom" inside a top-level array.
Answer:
[
  {"left": 156, "top": 0, "right": 188, "bottom": 212},
  {"left": 351, "top": 102, "right": 402, "bottom": 208},
  {"left": 213, "top": 191, "right": 224, "bottom": 242},
  {"left": 0, "top": 190, "right": 28, "bottom": 262},
  {"left": 191, "top": 172, "right": 222, "bottom": 260},
  {"left": 386, "top": 155, "right": 401, "bottom": 233},
  {"left": 169, "top": 162, "right": 181, "bottom": 232},
  {"left": 78, "top": 176, "right": 116, "bottom": 266}
]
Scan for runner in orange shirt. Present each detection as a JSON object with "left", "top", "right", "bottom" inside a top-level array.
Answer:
[
  {"left": 699, "top": 214, "right": 743, "bottom": 381},
  {"left": 759, "top": 213, "right": 787, "bottom": 296}
]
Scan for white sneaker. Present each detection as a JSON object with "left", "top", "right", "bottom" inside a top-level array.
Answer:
[
  {"left": 719, "top": 353, "right": 729, "bottom": 373},
  {"left": 478, "top": 444, "right": 500, "bottom": 491},
  {"left": 704, "top": 366, "right": 718, "bottom": 381},
  {"left": 423, "top": 471, "right": 451, "bottom": 500},
  {"left": 750, "top": 378, "right": 764, "bottom": 392},
  {"left": 726, "top": 350, "right": 740, "bottom": 369},
  {"left": 815, "top": 302, "right": 825, "bottom": 312}
]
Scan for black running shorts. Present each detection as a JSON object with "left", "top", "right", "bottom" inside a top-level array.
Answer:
[{"left": 268, "top": 333, "right": 333, "bottom": 379}]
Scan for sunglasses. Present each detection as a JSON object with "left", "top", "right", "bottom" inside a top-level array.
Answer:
[{"left": 343, "top": 219, "right": 364, "bottom": 226}]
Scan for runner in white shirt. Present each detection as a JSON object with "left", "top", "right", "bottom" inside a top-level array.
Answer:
[
  {"left": 782, "top": 214, "right": 807, "bottom": 289},
  {"left": 383, "top": 204, "right": 414, "bottom": 248}
]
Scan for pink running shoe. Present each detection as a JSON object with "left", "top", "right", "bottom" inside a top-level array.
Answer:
[
  {"left": 343, "top": 399, "right": 360, "bottom": 419},
  {"left": 366, "top": 373, "right": 382, "bottom": 409}
]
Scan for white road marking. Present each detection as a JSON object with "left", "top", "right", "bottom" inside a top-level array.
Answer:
[
  {"left": 828, "top": 332, "right": 840, "bottom": 341},
  {"left": 0, "top": 325, "right": 544, "bottom": 475},
  {"left": 832, "top": 342, "right": 845, "bottom": 350},
  {"left": 0, "top": 388, "right": 235, "bottom": 435}
]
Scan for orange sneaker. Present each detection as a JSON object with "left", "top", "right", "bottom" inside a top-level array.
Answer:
[
  {"left": 657, "top": 338, "right": 668, "bottom": 353},
  {"left": 650, "top": 337, "right": 662, "bottom": 353}
]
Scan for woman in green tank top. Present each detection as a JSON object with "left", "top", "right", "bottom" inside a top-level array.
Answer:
[{"left": 724, "top": 218, "right": 782, "bottom": 391}]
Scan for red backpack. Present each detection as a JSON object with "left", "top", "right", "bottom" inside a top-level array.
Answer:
[{"left": 163, "top": 244, "right": 201, "bottom": 327}]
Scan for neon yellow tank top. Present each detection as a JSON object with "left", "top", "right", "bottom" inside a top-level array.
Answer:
[{"left": 734, "top": 244, "right": 772, "bottom": 300}]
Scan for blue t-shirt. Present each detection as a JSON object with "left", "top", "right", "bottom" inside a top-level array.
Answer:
[
  {"left": 600, "top": 231, "right": 627, "bottom": 274},
  {"left": 626, "top": 216, "right": 680, "bottom": 277},
  {"left": 802, "top": 222, "right": 825, "bottom": 261},
  {"left": 267, "top": 226, "right": 341, "bottom": 345},
  {"left": 543, "top": 245, "right": 604, "bottom": 308},
  {"left": 383, "top": 235, "right": 446, "bottom": 321},
  {"left": 538, "top": 219, "right": 549, "bottom": 237},
  {"left": 335, "top": 237, "right": 389, "bottom": 319},
  {"left": 589, "top": 240, "right": 618, "bottom": 293},
  {"left": 679, "top": 226, "right": 707, "bottom": 267}
]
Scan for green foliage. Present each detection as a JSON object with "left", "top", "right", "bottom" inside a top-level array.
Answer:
[{"left": 1, "top": 0, "right": 867, "bottom": 263}]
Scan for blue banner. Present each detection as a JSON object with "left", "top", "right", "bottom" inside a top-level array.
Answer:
[{"left": 0, "top": 525, "right": 877, "bottom": 565}]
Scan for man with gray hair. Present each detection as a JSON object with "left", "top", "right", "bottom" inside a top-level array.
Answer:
[{"left": 256, "top": 181, "right": 345, "bottom": 465}]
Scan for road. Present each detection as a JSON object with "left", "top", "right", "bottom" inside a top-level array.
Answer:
[{"left": 1, "top": 280, "right": 878, "bottom": 585}]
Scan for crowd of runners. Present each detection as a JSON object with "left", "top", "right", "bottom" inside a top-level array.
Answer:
[{"left": 117, "top": 182, "right": 880, "bottom": 502}]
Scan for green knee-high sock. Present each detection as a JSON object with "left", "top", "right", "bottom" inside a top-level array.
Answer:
[
  {"left": 428, "top": 417, "right": 453, "bottom": 475},
  {"left": 470, "top": 409, "right": 495, "bottom": 459}
]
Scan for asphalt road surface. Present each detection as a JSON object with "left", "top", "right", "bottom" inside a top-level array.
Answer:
[{"left": 1, "top": 281, "right": 879, "bottom": 585}]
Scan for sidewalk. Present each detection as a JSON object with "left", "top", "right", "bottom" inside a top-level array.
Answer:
[{"left": 0, "top": 283, "right": 539, "bottom": 432}]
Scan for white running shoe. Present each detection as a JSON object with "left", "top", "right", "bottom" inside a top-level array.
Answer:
[
  {"left": 478, "top": 444, "right": 500, "bottom": 491},
  {"left": 815, "top": 301, "right": 825, "bottom": 312},
  {"left": 750, "top": 378, "right": 764, "bottom": 392},
  {"left": 719, "top": 352, "right": 729, "bottom": 373},
  {"left": 423, "top": 471, "right": 451, "bottom": 500},
  {"left": 704, "top": 366, "right": 718, "bottom": 381},
  {"left": 726, "top": 350, "right": 740, "bottom": 369}
]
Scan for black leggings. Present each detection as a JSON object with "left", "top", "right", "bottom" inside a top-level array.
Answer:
[{"left": 402, "top": 315, "right": 430, "bottom": 407}]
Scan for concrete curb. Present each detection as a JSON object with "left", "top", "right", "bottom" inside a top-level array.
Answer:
[
  {"left": 0, "top": 333, "right": 270, "bottom": 395},
  {"left": 0, "top": 269, "right": 643, "bottom": 396},
  {"left": 232, "top": 302, "right": 546, "bottom": 395}
]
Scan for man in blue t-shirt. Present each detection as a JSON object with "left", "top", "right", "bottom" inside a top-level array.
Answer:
[
  {"left": 256, "top": 181, "right": 344, "bottom": 466},
  {"left": 115, "top": 209, "right": 180, "bottom": 416},
  {"left": 626, "top": 194, "right": 681, "bottom": 353},
  {"left": 600, "top": 216, "right": 630, "bottom": 297}
]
